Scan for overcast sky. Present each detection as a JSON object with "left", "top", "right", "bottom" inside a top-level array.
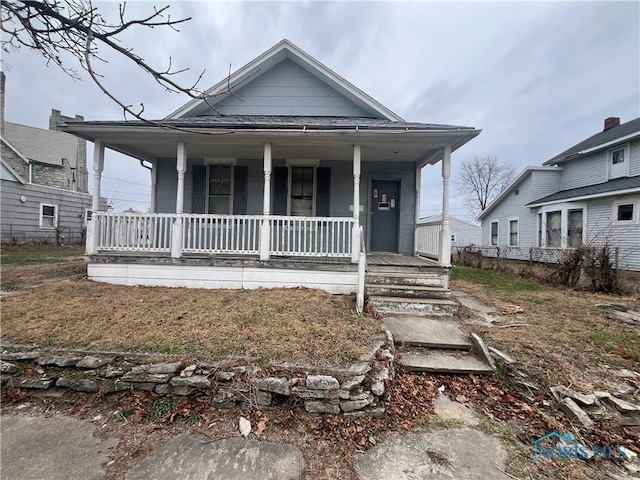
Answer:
[{"left": 3, "top": 0, "right": 639, "bottom": 221}]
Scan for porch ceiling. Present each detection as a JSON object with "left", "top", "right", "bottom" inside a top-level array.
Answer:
[{"left": 62, "top": 122, "right": 480, "bottom": 166}]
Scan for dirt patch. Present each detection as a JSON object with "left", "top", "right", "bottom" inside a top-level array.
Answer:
[{"left": 1, "top": 280, "right": 381, "bottom": 365}]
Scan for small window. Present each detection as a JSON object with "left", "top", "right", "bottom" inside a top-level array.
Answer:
[
  {"left": 490, "top": 221, "right": 498, "bottom": 246},
  {"left": 40, "top": 204, "right": 58, "bottom": 228},
  {"left": 509, "top": 219, "right": 518, "bottom": 247},
  {"left": 537, "top": 213, "right": 543, "bottom": 247},
  {"left": 208, "top": 165, "right": 232, "bottom": 214},
  {"left": 567, "top": 209, "right": 583, "bottom": 247},
  {"left": 617, "top": 203, "right": 634, "bottom": 222},
  {"left": 609, "top": 144, "right": 629, "bottom": 179},
  {"left": 546, "top": 211, "right": 561, "bottom": 247}
]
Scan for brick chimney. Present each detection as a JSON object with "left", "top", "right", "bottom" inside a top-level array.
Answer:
[{"left": 604, "top": 117, "right": 620, "bottom": 131}]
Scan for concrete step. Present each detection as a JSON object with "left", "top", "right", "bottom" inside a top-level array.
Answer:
[
  {"left": 369, "top": 296, "right": 458, "bottom": 316},
  {"left": 366, "top": 284, "right": 451, "bottom": 299},
  {"left": 399, "top": 351, "right": 494, "bottom": 375},
  {"left": 367, "top": 265, "right": 448, "bottom": 274},
  {"left": 383, "top": 316, "right": 471, "bottom": 350},
  {"left": 365, "top": 272, "right": 446, "bottom": 288}
]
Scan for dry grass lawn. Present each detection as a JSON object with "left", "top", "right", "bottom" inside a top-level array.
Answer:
[
  {"left": 1, "top": 280, "right": 381, "bottom": 365},
  {"left": 452, "top": 267, "right": 640, "bottom": 393}
]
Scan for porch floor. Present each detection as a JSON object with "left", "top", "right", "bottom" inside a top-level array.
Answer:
[{"left": 367, "top": 254, "right": 440, "bottom": 268}]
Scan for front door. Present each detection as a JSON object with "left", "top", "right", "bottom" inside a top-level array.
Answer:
[{"left": 370, "top": 179, "right": 400, "bottom": 252}]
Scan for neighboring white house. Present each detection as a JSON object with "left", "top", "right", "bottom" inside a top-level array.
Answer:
[
  {"left": 478, "top": 117, "right": 640, "bottom": 271},
  {"left": 415, "top": 215, "right": 481, "bottom": 260},
  {"left": 0, "top": 72, "right": 92, "bottom": 244},
  {"left": 59, "top": 39, "right": 482, "bottom": 310}
]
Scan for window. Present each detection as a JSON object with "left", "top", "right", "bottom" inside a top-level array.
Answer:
[
  {"left": 537, "top": 213, "right": 543, "bottom": 247},
  {"left": 509, "top": 219, "right": 519, "bottom": 247},
  {"left": 490, "top": 221, "right": 498, "bottom": 245},
  {"left": 546, "top": 211, "right": 562, "bottom": 247},
  {"left": 290, "top": 166, "right": 314, "bottom": 216},
  {"left": 40, "top": 203, "right": 58, "bottom": 228},
  {"left": 616, "top": 203, "right": 635, "bottom": 222},
  {"left": 609, "top": 144, "right": 629, "bottom": 179},
  {"left": 567, "top": 209, "right": 583, "bottom": 247},
  {"left": 208, "top": 165, "right": 231, "bottom": 214}
]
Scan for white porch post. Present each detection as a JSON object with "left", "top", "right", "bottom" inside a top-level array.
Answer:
[
  {"left": 259, "top": 142, "right": 272, "bottom": 261},
  {"left": 438, "top": 145, "right": 452, "bottom": 266},
  {"left": 351, "top": 145, "right": 361, "bottom": 263},
  {"left": 171, "top": 142, "right": 187, "bottom": 259},
  {"left": 86, "top": 140, "right": 104, "bottom": 255},
  {"left": 150, "top": 162, "right": 157, "bottom": 213},
  {"left": 414, "top": 164, "right": 422, "bottom": 255}
]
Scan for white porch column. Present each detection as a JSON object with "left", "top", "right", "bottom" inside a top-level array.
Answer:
[
  {"left": 259, "top": 142, "right": 272, "bottom": 261},
  {"left": 438, "top": 145, "right": 452, "bottom": 267},
  {"left": 414, "top": 164, "right": 422, "bottom": 255},
  {"left": 171, "top": 142, "right": 187, "bottom": 259},
  {"left": 351, "top": 145, "right": 361, "bottom": 263},
  {"left": 86, "top": 140, "right": 104, "bottom": 255},
  {"left": 150, "top": 162, "right": 157, "bottom": 213}
]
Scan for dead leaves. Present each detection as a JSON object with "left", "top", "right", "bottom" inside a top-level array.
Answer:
[{"left": 502, "top": 304, "right": 524, "bottom": 315}]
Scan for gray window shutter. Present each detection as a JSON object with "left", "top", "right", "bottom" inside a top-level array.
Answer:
[
  {"left": 273, "top": 167, "right": 288, "bottom": 215},
  {"left": 191, "top": 164, "right": 206, "bottom": 214},
  {"left": 316, "top": 167, "right": 331, "bottom": 217},
  {"left": 233, "top": 166, "right": 248, "bottom": 215}
]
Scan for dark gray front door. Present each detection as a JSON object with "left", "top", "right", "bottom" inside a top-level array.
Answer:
[{"left": 370, "top": 179, "right": 399, "bottom": 252}]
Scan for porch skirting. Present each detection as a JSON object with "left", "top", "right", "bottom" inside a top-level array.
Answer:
[{"left": 87, "top": 257, "right": 358, "bottom": 294}]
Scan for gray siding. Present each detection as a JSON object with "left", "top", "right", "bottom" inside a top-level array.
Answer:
[
  {"left": 154, "top": 158, "right": 417, "bottom": 255},
  {"left": 201, "top": 59, "right": 372, "bottom": 117},
  {"left": 561, "top": 151, "right": 607, "bottom": 190},
  {"left": 481, "top": 174, "right": 538, "bottom": 252},
  {"left": 1, "top": 180, "right": 92, "bottom": 243},
  {"left": 560, "top": 139, "right": 640, "bottom": 190},
  {"left": 630, "top": 140, "right": 640, "bottom": 177},
  {"left": 586, "top": 194, "right": 640, "bottom": 271},
  {"left": 531, "top": 169, "right": 562, "bottom": 198}
]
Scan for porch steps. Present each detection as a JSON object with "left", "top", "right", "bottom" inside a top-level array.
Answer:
[
  {"left": 365, "top": 272, "right": 446, "bottom": 288},
  {"left": 369, "top": 297, "right": 458, "bottom": 316},
  {"left": 384, "top": 315, "right": 494, "bottom": 376},
  {"left": 365, "top": 284, "right": 451, "bottom": 299}
]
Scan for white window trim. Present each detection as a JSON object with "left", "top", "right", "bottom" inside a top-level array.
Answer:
[
  {"left": 286, "top": 162, "right": 318, "bottom": 217},
  {"left": 537, "top": 202, "right": 587, "bottom": 248},
  {"left": 490, "top": 220, "right": 499, "bottom": 246},
  {"left": 508, "top": 217, "right": 519, "bottom": 247},
  {"left": 205, "top": 161, "right": 236, "bottom": 215},
  {"left": 612, "top": 199, "right": 637, "bottom": 224},
  {"left": 607, "top": 143, "right": 630, "bottom": 180},
  {"left": 39, "top": 203, "right": 58, "bottom": 229}
]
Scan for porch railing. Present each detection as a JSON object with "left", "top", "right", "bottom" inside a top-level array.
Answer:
[
  {"left": 92, "top": 213, "right": 355, "bottom": 259},
  {"left": 183, "top": 214, "right": 261, "bottom": 254},
  {"left": 96, "top": 212, "right": 173, "bottom": 252},
  {"left": 415, "top": 219, "right": 441, "bottom": 260},
  {"left": 269, "top": 216, "right": 354, "bottom": 257}
]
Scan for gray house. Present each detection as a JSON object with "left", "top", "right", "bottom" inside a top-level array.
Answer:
[
  {"left": 0, "top": 72, "right": 91, "bottom": 244},
  {"left": 60, "top": 40, "right": 481, "bottom": 312},
  {"left": 478, "top": 117, "right": 640, "bottom": 271}
]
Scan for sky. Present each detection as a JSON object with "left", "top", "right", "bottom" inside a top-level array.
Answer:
[{"left": 2, "top": 0, "right": 639, "bottom": 221}]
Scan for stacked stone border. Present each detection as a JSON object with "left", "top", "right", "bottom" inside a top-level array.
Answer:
[{"left": 0, "top": 331, "right": 395, "bottom": 417}]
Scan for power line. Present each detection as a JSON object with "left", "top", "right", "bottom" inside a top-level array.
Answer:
[{"left": 102, "top": 175, "right": 150, "bottom": 187}]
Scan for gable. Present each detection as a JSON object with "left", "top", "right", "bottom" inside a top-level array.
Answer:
[
  {"left": 168, "top": 40, "right": 402, "bottom": 121},
  {"left": 200, "top": 59, "right": 373, "bottom": 118}
]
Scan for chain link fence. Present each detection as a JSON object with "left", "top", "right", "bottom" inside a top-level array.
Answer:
[
  {"left": 1, "top": 224, "right": 86, "bottom": 245},
  {"left": 453, "top": 245, "right": 640, "bottom": 293}
]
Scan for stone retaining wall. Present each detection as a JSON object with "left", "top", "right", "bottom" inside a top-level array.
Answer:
[{"left": 1, "top": 334, "right": 395, "bottom": 417}]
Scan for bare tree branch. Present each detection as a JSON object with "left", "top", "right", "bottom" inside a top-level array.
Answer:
[
  {"left": 456, "top": 155, "right": 516, "bottom": 217},
  {"left": 1, "top": 0, "right": 234, "bottom": 126}
]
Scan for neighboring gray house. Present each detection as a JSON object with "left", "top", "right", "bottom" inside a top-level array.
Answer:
[
  {"left": 59, "top": 39, "right": 481, "bottom": 312},
  {"left": 478, "top": 117, "right": 640, "bottom": 271},
  {"left": 1, "top": 72, "right": 91, "bottom": 244}
]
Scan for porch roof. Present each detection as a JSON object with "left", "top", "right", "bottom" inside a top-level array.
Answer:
[{"left": 60, "top": 116, "right": 480, "bottom": 165}]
